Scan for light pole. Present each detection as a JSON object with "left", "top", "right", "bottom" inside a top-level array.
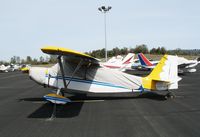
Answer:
[{"left": 98, "top": 6, "right": 112, "bottom": 62}]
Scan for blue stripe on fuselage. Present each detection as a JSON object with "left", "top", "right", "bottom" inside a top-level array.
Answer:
[{"left": 46, "top": 75, "right": 130, "bottom": 89}]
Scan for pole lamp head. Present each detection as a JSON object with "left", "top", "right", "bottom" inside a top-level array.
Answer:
[
  {"left": 101, "top": 6, "right": 106, "bottom": 10},
  {"left": 98, "top": 6, "right": 112, "bottom": 12},
  {"left": 108, "top": 6, "right": 112, "bottom": 10},
  {"left": 98, "top": 7, "right": 102, "bottom": 12}
]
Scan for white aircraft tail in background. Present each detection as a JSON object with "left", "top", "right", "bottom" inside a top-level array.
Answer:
[{"left": 103, "top": 53, "right": 135, "bottom": 70}]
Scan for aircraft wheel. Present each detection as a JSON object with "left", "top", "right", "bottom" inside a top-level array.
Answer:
[{"left": 165, "top": 92, "right": 175, "bottom": 99}]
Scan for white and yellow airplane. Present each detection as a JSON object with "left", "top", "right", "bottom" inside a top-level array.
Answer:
[{"left": 29, "top": 46, "right": 180, "bottom": 104}]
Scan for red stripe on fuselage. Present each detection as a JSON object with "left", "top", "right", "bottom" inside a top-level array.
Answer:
[{"left": 122, "top": 57, "right": 132, "bottom": 64}]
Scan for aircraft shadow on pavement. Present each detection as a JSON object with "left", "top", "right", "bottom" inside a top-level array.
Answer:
[
  {"left": 27, "top": 102, "right": 84, "bottom": 118},
  {"left": 67, "top": 92, "right": 167, "bottom": 101},
  {"left": 19, "top": 92, "right": 167, "bottom": 119},
  {"left": 25, "top": 94, "right": 88, "bottom": 119}
]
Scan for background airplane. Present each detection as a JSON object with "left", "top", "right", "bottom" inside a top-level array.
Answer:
[
  {"left": 0, "top": 65, "right": 8, "bottom": 72},
  {"left": 106, "top": 55, "right": 123, "bottom": 64},
  {"left": 102, "top": 53, "right": 135, "bottom": 70},
  {"left": 0, "top": 64, "right": 21, "bottom": 72},
  {"left": 132, "top": 53, "right": 159, "bottom": 70},
  {"left": 134, "top": 53, "right": 199, "bottom": 73},
  {"left": 177, "top": 57, "right": 199, "bottom": 73}
]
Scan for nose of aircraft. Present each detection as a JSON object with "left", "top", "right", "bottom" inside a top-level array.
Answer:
[{"left": 29, "top": 67, "right": 47, "bottom": 85}]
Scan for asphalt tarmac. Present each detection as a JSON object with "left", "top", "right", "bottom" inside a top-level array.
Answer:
[{"left": 0, "top": 66, "right": 200, "bottom": 137}]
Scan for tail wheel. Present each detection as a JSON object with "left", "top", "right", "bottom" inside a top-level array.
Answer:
[{"left": 165, "top": 92, "right": 175, "bottom": 99}]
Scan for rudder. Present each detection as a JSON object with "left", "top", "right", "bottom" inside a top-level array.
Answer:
[
  {"left": 142, "top": 55, "right": 179, "bottom": 91},
  {"left": 138, "top": 53, "right": 153, "bottom": 66},
  {"left": 122, "top": 53, "right": 135, "bottom": 64}
]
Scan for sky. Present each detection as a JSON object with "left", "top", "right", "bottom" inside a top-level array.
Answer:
[{"left": 0, "top": 0, "right": 200, "bottom": 61}]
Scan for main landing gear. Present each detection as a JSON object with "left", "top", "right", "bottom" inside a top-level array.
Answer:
[{"left": 45, "top": 56, "right": 83, "bottom": 120}]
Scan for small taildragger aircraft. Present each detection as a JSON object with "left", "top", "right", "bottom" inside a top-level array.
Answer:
[{"left": 29, "top": 46, "right": 180, "bottom": 106}]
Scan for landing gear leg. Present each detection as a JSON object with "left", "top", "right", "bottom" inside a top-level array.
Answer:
[
  {"left": 61, "top": 89, "right": 65, "bottom": 96},
  {"left": 46, "top": 89, "right": 62, "bottom": 121},
  {"left": 56, "top": 88, "right": 65, "bottom": 96},
  {"left": 46, "top": 102, "right": 57, "bottom": 121},
  {"left": 46, "top": 88, "right": 66, "bottom": 121},
  {"left": 51, "top": 103, "right": 57, "bottom": 119}
]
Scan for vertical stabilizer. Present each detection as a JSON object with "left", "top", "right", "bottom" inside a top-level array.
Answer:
[
  {"left": 138, "top": 53, "right": 153, "bottom": 66},
  {"left": 122, "top": 53, "right": 135, "bottom": 64},
  {"left": 142, "top": 55, "right": 179, "bottom": 90}
]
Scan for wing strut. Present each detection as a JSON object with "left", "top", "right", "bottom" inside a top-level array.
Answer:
[
  {"left": 57, "top": 56, "right": 83, "bottom": 95},
  {"left": 66, "top": 59, "right": 83, "bottom": 88},
  {"left": 48, "top": 56, "right": 84, "bottom": 120},
  {"left": 57, "top": 56, "right": 67, "bottom": 89}
]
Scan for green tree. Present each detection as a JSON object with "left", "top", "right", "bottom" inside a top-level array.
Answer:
[
  {"left": 32, "top": 58, "right": 38, "bottom": 65},
  {"left": 150, "top": 48, "right": 157, "bottom": 54},
  {"left": 134, "top": 44, "right": 149, "bottom": 54},
  {"left": 108, "top": 50, "right": 114, "bottom": 57},
  {"left": 160, "top": 47, "right": 167, "bottom": 54},
  {"left": 26, "top": 56, "right": 32, "bottom": 64},
  {"left": 120, "top": 47, "right": 128, "bottom": 55},
  {"left": 10, "top": 56, "right": 20, "bottom": 64},
  {"left": 10, "top": 56, "right": 16, "bottom": 64},
  {"left": 113, "top": 47, "right": 120, "bottom": 56},
  {"left": 21, "top": 59, "right": 25, "bottom": 64},
  {"left": 100, "top": 48, "right": 105, "bottom": 58},
  {"left": 129, "top": 48, "right": 135, "bottom": 53}
]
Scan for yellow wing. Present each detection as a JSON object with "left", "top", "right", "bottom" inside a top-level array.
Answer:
[{"left": 41, "top": 45, "right": 99, "bottom": 64}]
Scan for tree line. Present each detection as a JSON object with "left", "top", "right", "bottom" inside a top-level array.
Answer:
[
  {"left": 85, "top": 44, "right": 200, "bottom": 59},
  {"left": 1, "top": 44, "right": 199, "bottom": 65},
  {"left": 0, "top": 55, "right": 57, "bottom": 65}
]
